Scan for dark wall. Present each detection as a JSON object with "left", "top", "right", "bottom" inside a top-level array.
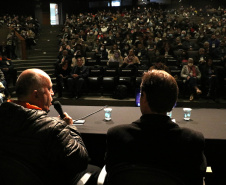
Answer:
[
  {"left": 1, "top": 1, "right": 35, "bottom": 16},
  {"left": 1, "top": 0, "right": 225, "bottom": 19},
  {"left": 61, "top": 0, "right": 89, "bottom": 15},
  {"left": 171, "top": 0, "right": 226, "bottom": 9}
]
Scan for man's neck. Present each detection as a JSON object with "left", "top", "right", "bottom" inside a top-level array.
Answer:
[{"left": 9, "top": 100, "right": 42, "bottom": 110}]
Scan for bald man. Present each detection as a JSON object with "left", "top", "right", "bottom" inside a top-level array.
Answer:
[{"left": 0, "top": 69, "right": 100, "bottom": 185}]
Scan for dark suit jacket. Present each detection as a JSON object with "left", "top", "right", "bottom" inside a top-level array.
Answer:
[
  {"left": 105, "top": 114, "right": 206, "bottom": 185},
  {"left": 70, "top": 65, "right": 89, "bottom": 79}
]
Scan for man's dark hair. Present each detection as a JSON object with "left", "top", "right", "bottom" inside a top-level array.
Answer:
[
  {"left": 141, "top": 70, "right": 178, "bottom": 113},
  {"left": 156, "top": 56, "right": 164, "bottom": 63}
]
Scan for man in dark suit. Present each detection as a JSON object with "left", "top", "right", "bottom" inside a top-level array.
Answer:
[
  {"left": 105, "top": 70, "right": 206, "bottom": 185},
  {"left": 0, "top": 54, "right": 17, "bottom": 86},
  {"left": 67, "top": 57, "right": 89, "bottom": 99},
  {"left": 56, "top": 49, "right": 72, "bottom": 67}
]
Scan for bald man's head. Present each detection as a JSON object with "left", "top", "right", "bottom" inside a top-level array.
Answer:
[
  {"left": 16, "top": 69, "right": 51, "bottom": 100},
  {"left": 15, "top": 69, "right": 54, "bottom": 111}
]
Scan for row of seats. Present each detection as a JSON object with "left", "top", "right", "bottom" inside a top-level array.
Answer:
[
  {"left": 85, "top": 50, "right": 223, "bottom": 66},
  {"left": 0, "top": 154, "right": 212, "bottom": 185},
  {"left": 86, "top": 67, "right": 148, "bottom": 95}
]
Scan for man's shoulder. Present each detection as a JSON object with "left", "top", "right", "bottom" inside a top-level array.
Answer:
[
  {"left": 82, "top": 65, "right": 89, "bottom": 69},
  {"left": 1, "top": 102, "right": 64, "bottom": 125},
  {"left": 177, "top": 126, "right": 205, "bottom": 143},
  {"left": 107, "top": 121, "right": 139, "bottom": 134}
]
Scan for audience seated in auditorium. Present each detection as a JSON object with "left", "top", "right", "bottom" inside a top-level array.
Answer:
[
  {"left": 0, "top": 82, "right": 5, "bottom": 104},
  {"left": 177, "top": 50, "right": 189, "bottom": 66},
  {"left": 0, "top": 41, "right": 9, "bottom": 58},
  {"left": 1, "top": 4, "right": 225, "bottom": 102},
  {"left": 146, "top": 36, "right": 158, "bottom": 64},
  {"left": 107, "top": 50, "right": 123, "bottom": 68},
  {"left": 73, "top": 43, "right": 87, "bottom": 57},
  {"left": 182, "top": 34, "right": 197, "bottom": 51},
  {"left": 56, "top": 4, "right": 226, "bottom": 99},
  {"left": 122, "top": 34, "right": 133, "bottom": 48},
  {"left": 172, "top": 37, "right": 183, "bottom": 51},
  {"left": 68, "top": 57, "right": 89, "bottom": 99},
  {"left": 95, "top": 44, "right": 108, "bottom": 62},
  {"left": 71, "top": 50, "right": 85, "bottom": 67},
  {"left": 107, "top": 44, "right": 121, "bottom": 59},
  {"left": 200, "top": 57, "right": 219, "bottom": 100},
  {"left": 159, "top": 41, "right": 174, "bottom": 58},
  {"left": 0, "top": 54, "right": 17, "bottom": 87},
  {"left": 0, "top": 69, "right": 7, "bottom": 100},
  {"left": 149, "top": 57, "right": 171, "bottom": 74},
  {"left": 57, "top": 49, "right": 72, "bottom": 67},
  {"left": 208, "top": 34, "right": 221, "bottom": 58},
  {"left": 3, "top": 15, "right": 40, "bottom": 56},
  {"left": 197, "top": 31, "right": 208, "bottom": 48},
  {"left": 122, "top": 49, "right": 140, "bottom": 68},
  {"left": 121, "top": 43, "right": 131, "bottom": 58},
  {"left": 100, "top": 32, "right": 112, "bottom": 46},
  {"left": 105, "top": 70, "right": 206, "bottom": 185},
  {"left": 24, "top": 28, "right": 36, "bottom": 50},
  {"left": 92, "top": 39, "right": 101, "bottom": 52},
  {"left": 6, "top": 30, "right": 17, "bottom": 59},
  {"left": 114, "top": 32, "right": 124, "bottom": 50},
  {"left": 54, "top": 60, "right": 71, "bottom": 98},
  {"left": 134, "top": 43, "right": 149, "bottom": 62},
  {"left": 86, "top": 30, "right": 96, "bottom": 44},
  {"left": 181, "top": 58, "right": 202, "bottom": 101},
  {"left": 214, "top": 40, "right": 226, "bottom": 63},
  {"left": 203, "top": 41, "right": 211, "bottom": 56},
  {"left": 194, "top": 48, "right": 208, "bottom": 67}
]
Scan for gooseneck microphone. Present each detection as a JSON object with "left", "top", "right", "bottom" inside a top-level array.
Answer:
[{"left": 53, "top": 101, "right": 65, "bottom": 119}]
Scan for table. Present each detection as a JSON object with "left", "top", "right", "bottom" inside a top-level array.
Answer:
[
  {"left": 49, "top": 105, "right": 226, "bottom": 184},
  {"left": 49, "top": 105, "right": 226, "bottom": 140}
]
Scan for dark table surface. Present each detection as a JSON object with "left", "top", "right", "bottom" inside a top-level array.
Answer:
[{"left": 48, "top": 105, "right": 226, "bottom": 140}]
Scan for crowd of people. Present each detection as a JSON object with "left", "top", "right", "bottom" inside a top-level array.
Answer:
[
  {"left": 0, "top": 14, "right": 40, "bottom": 59},
  {"left": 1, "top": 3, "right": 226, "bottom": 185},
  {"left": 0, "top": 5, "right": 226, "bottom": 101},
  {"left": 0, "top": 15, "right": 40, "bottom": 101},
  {"left": 55, "top": 4, "right": 226, "bottom": 100}
]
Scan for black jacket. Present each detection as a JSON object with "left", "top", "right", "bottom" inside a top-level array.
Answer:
[
  {"left": 70, "top": 65, "right": 89, "bottom": 79},
  {"left": 0, "top": 102, "right": 89, "bottom": 185},
  {"left": 105, "top": 114, "right": 206, "bottom": 185}
]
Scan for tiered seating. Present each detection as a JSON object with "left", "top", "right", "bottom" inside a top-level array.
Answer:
[{"left": 84, "top": 66, "right": 149, "bottom": 97}]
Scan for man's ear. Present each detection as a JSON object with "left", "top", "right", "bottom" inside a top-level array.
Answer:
[
  {"left": 141, "top": 91, "right": 146, "bottom": 99},
  {"left": 32, "top": 90, "right": 38, "bottom": 99}
]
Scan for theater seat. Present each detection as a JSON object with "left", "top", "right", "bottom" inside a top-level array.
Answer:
[
  {"left": 187, "top": 51, "right": 198, "bottom": 59},
  {"left": 0, "top": 155, "right": 92, "bottom": 185},
  {"left": 135, "top": 76, "right": 142, "bottom": 88},
  {"left": 85, "top": 51, "right": 96, "bottom": 59},
  {"left": 118, "top": 68, "right": 135, "bottom": 87},
  {"left": 87, "top": 66, "right": 103, "bottom": 93},
  {"left": 97, "top": 165, "right": 186, "bottom": 185},
  {"left": 98, "top": 164, "right": 210, "bottom": 185},
  {"left": 136, "top": 67, "right": 148, "bottom": 87},
  {"left": 0, "top": 155, "right": 45, "bottom": 185},
  {"left": 102, "top": 68, "right": 118, "bottom": 95}
]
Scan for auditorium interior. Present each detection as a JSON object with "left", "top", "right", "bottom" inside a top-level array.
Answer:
[{"left": 0, "top": 0, "right": 226, "bottom": 184}]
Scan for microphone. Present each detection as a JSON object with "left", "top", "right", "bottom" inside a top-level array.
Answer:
[{"left": 53, "top": 101, "right": 65, "bottom": 119}]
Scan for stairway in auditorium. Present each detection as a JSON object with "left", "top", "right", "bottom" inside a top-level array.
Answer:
[
  {"left": 10, "top": 25, "right": 61, "bottom": 96},
  {"left": 14, "top": 25, "right": 60, "bottom": 77}
]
